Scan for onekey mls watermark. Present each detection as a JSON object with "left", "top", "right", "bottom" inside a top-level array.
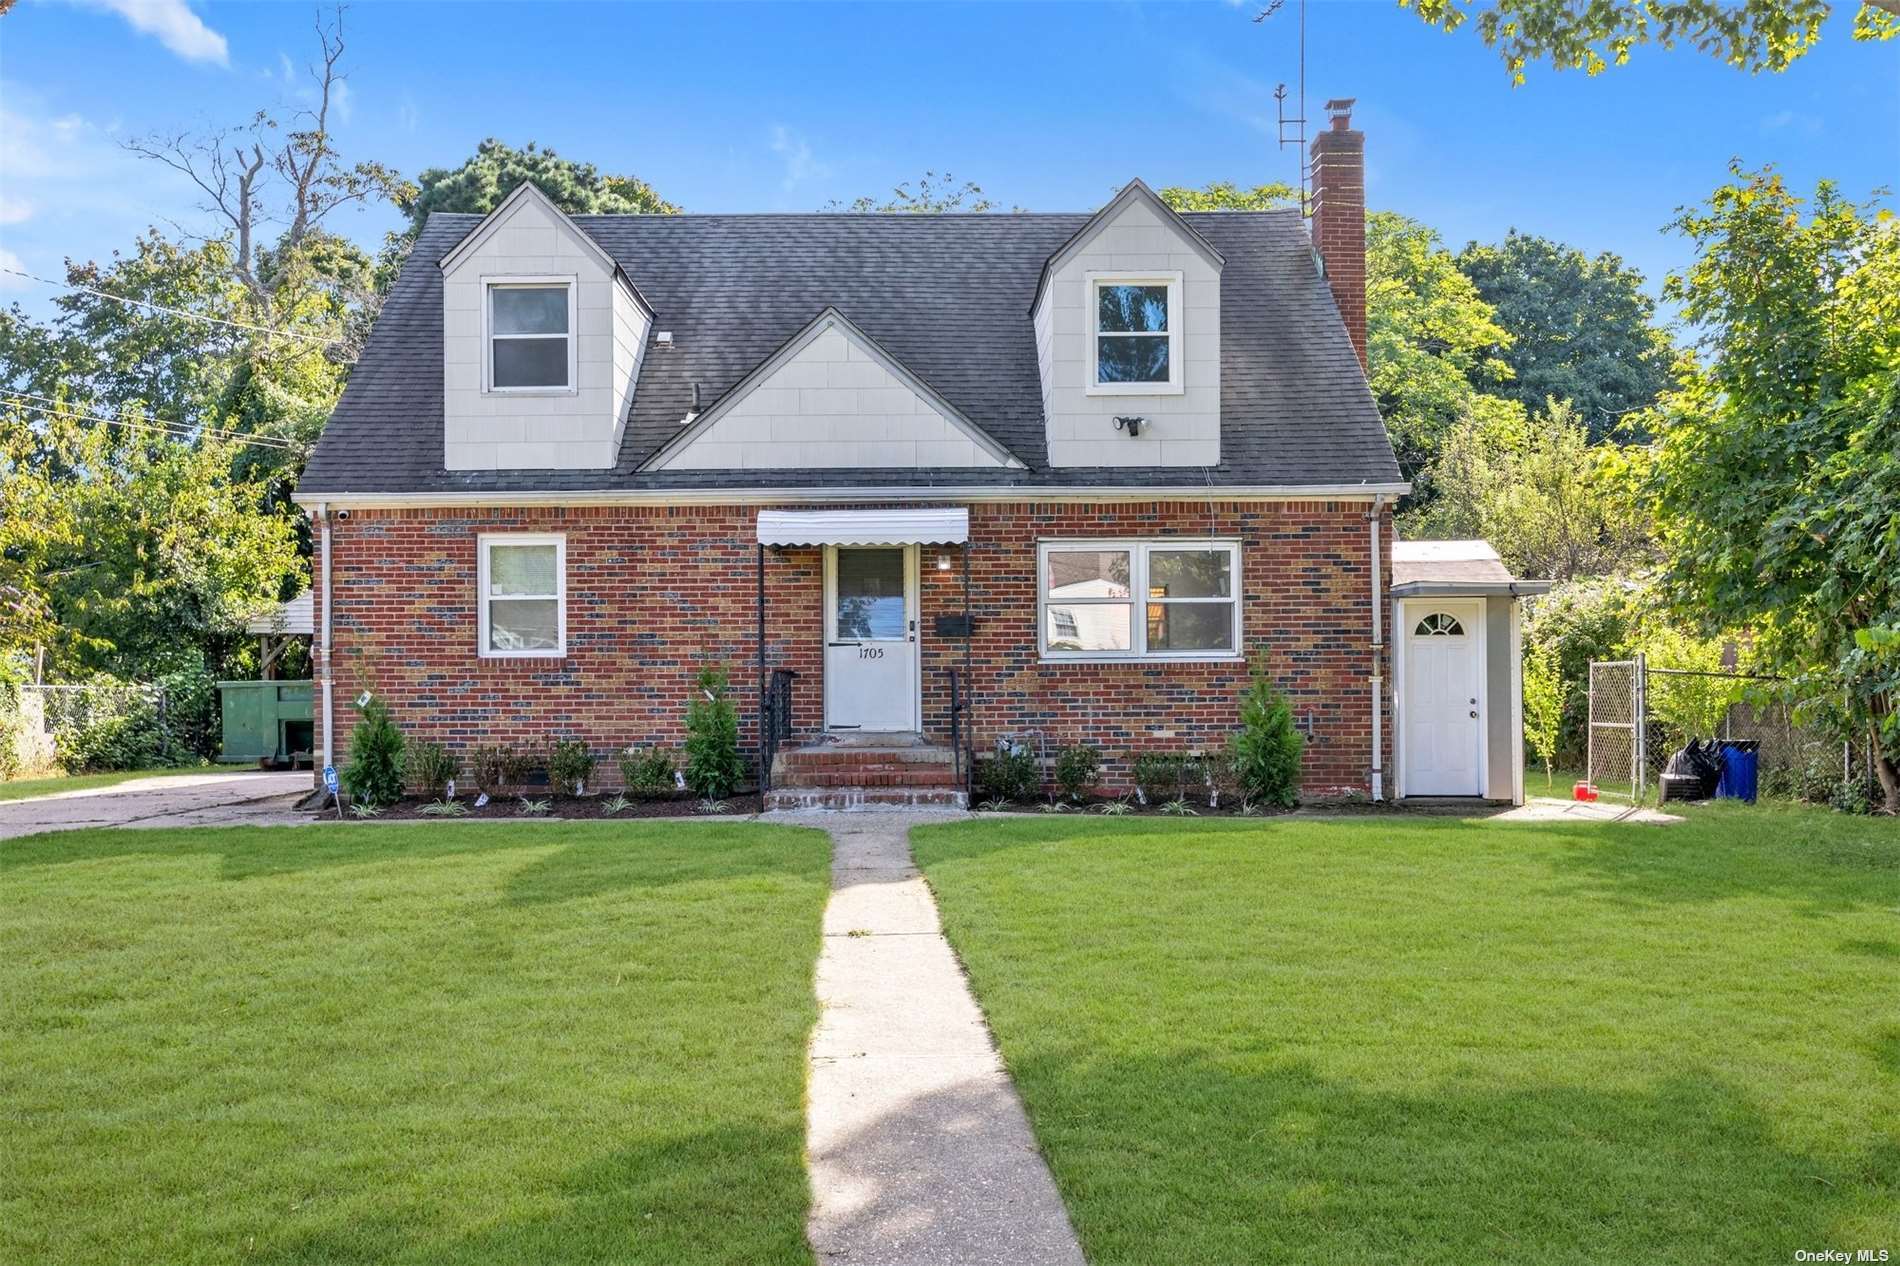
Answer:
[{"left": 1794, "top": 1251, "right": 1890, "bottom": 1263}]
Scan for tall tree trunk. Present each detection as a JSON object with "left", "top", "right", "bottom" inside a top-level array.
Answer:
[{"left": 1872, "top": 721, "right": 1900, "bottom": 815}]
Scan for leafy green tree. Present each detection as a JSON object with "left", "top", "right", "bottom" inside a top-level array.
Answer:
[
  {"left": 1365, "top": 211, "right": 1521, "bottom": 495},
  {"left": 825, "top": 171, "right": 996, "bottom": 213},
  {"left": 1456, "top": 231, "right": 1675, "bottom": 439},
  {"left": 402, "top": 138, "right": 679, "bottom": 238},
  {"left": 1403, "top": 399, "right": 1653, "bottom": 580},
  {"left": 1523, "top": 578, "right": 1655, "bottom": 763},
  {"left": 1522, "top": 638, "right": 1566, "bottom": 788},
  {"left": 684, "top": 667, "right": 745, "bottom": 799},
  {"left": 343, "top": 694, "right": 406, "bottom": 807},
  {"left": 1153, "top": 182, "right": 1298, "bottom": 212},
  {"left": 1229, "top": 671, "right": 1304, "bottom": 808},
  {"left": 1641, "top": 163, "right": 1899, "bottom": 809},
  {"left": 0, "top": 399, "right": 304, "bottom": 681},
  {"left": 1402, "top": 0, "right": 1896, "bottom": 83}
]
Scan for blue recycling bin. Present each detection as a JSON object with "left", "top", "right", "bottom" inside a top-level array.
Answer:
[{"left": 1715, "top": 741, "right": 1759, "bottom": 803}]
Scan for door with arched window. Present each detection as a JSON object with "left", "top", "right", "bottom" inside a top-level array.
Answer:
[{"left": 1402, "top": 600, "right": 1485, "bottom": 796}]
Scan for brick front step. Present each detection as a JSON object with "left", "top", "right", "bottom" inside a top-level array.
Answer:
[
  {"left": 771, "top": 743, "right": 959, "bottom": 789},
  {"left": 764, "top": 786, "right": 969, "bottom": 811}
]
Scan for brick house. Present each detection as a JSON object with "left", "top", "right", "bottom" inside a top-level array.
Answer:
[{"left": 295, "top": 102, "right": 1537, "bottom": 807}]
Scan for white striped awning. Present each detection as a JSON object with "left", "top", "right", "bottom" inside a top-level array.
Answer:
[{"left": 755, "top": 508, "right": 969, "bottom": 547}]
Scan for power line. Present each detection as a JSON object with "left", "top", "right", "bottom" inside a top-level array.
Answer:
[
  {"left": 0, "top": 393, "right": 300, "bottom": 452},
  {"left": 0, "top": 266, "right": 342, "bottom": 347}
]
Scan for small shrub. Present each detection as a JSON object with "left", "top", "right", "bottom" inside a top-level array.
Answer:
[
  {"left": 518, "top": 797, "right": 551, "bottom": 816},
  {"left": 547, "top": 739, "right": 597, "bottom": 796},
  {"left": 1229, "top": 671, "right": 1303, "bottom": 810},
  {"left": 1830, "top": 778, "right": 1873, "bottom": 815},
  {"left": 978, "top": 797, "right": 1013, "bottom": 812},
  {"left": 1036, "top": 800, "right": 1071, "bottom": 813},
  {"left": 696, "top": 797, "right": 731, "bottom": 815},
  {"left": 404, "top": 740, "right": 459, "bottom": 801},
  {"left": 349, "top": 801, "right": 382, "bottom": 819},
  {"left": 685, "top": 668, "right": 745, "bottom": 799},
  {"left": 343, "top": 696, "right": 405, "bottom": 808},
  {"left": 977, "top": 741, "right": 1039, "bottom": 802},
  {"left": 1097, "top": 797, "right": 1132, "bottom": 816},
  {"left": 1204, "top": 752, "right": 1239, "bottom": 809},
  {"left": 619, "top": 746, "right": 677, "bottom": 799},
  {"left": 418, "top": 799, "right": 468, "bottom": 817},
  {"left": 470, "top": 745, "right": 533, "bottom": 797},
  {"left": 1053, "top": 744, "right": 1101, "bottom": 802},
  {"left": 1132, "top": 752, "right": 1181, "bottom": 806},
  {"left": 1160, "top": 797, "right": 1199, "bottom": 817}
]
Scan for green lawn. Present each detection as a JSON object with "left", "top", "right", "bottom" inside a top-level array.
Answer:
[
  {"left": 0, "top": 765, "right": 209, "bottom": 802},
  {"left": 1, "top": 821, "right": 831, "bottom": 1265},
  {"left": 913, "top": 805, "right": 1900, "bottom": 1265}
]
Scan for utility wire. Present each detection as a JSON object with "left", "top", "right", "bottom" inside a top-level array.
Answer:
[
  {"left": 0, "top": 266, "right": 342, "bottom": 347},
  {"left": 0, "top": 393, "right": 300, "bottom": 452}
]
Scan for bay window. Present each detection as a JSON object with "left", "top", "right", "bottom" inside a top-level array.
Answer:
[{"left": 1040, "top": 540, "right": 1240, "bottom": 660}]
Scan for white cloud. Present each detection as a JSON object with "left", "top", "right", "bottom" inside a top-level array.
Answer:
[
  {"left": 0, "top": 195, "right": 33, "bottom": 226},
  {"left": 770, "top": 125, "right": 830, "bottom": 192},
  {"left": 65, "top": 0, "right": 230, "bottom": 67}
]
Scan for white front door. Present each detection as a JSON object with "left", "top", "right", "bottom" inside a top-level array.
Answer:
[
  {"left": 824, "top": 546, "right": 919, "bottom": 732},
  {"left": 1403, "top": 601, "right": 1485, "bottom": 796}
]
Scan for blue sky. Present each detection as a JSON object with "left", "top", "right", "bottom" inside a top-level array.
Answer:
[{"left": 3, "top": 0, "right": 1896, "bottom": 329}]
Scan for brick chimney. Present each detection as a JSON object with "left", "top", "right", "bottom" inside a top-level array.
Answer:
[{"left": 1309, "top": 97, "right": 1367, "bottom": 371}]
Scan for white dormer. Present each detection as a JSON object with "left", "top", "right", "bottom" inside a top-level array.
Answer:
[
  {"left": 439, "top": 183, "right": 651, "bottom": 470},
  {"left": 1031, "top": 179, "right": 1223, "bottom": 467}
]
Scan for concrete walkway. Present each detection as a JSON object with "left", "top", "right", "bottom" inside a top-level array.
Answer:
[
  {"left": 779, "top": 809, "right": 1085, "bottom": 1266},
  {"left": 0, "top": 770, "right": 311, "bottom": 841}
]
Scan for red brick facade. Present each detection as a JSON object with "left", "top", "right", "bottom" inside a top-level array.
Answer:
[{"left": 317, "top": 499, "right": 1394, "bottom": 799}]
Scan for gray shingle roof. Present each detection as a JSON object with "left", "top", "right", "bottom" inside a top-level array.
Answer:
[{"left": 298, "top": 208, "right": 1401, "bottom": 496}]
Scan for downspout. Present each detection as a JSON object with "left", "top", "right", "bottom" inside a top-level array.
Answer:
[
  {"left": 317, "top": 502, "right": 334, "bottom": 784},
  {"left": 1367, "top": 494, "right": 1386, "bottom": 802}
]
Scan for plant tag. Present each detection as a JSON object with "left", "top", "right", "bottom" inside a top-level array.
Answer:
[
  {"left": 575, "top": 780, "right": 585, "bottom": 797},
  {"left": 445, "top": 779, "right": 456, "bottom": 800},
  {"left": 474, "top": 791, "right": 489, "bottom": 808},
  {"left": 355, "top": 690, "right": 372, "bottom": 708},
  {"left": 674, "top": 770, "right": 687, "bottom": 791}
]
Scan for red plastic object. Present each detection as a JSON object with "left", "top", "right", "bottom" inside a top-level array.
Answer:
[{"left": 1573, "top": 781, "right": 1598, "bottom": 801}]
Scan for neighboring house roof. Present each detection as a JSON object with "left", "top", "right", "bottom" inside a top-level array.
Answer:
[
  {"left": 1391, "top": 540, "right": 1553, "bottom": 596},
  {"left": 244, "top": 591, "right": 314, "bottom": 636},
  {"left": 299, "top": 205, "right": 1401, "bottom": 497}
]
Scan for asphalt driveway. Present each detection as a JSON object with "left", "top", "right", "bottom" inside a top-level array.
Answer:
[{"left": 0, "top": 770, "right": 312, "bottom": 841}]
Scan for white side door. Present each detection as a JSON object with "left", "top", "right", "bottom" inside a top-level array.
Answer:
[
  {"left": 824, "top": 546, "right": 919, "bottom": 732},
  {"left": 1403, "top": 601, "right": 1484, "bottom": 796}
]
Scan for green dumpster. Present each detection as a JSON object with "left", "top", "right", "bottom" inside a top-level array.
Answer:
[{"left": 217, "top": 679, "right": 315, "bottom": 765}]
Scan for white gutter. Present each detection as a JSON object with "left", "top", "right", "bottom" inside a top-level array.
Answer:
[
  {"left": 1368, "top": 494, "right": 1387, "bottom": 802},
  {"left": 292, "top": 481, "right": 1413, "bottom": 512},
  {"left": 317, "top": 502, "right": 334, "bottom": 786}
]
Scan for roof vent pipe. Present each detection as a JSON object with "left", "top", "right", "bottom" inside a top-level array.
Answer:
[{"left": 680, "top": 381, "right": 700, "bottom": 426}]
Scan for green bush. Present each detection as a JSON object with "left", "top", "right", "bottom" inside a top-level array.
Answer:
[
  {"left": 404, "top": 740, "right": 460, "bottom": 800},
  {"left": 1229, "top": 671, "right": 1303, "bottom": 809},
  {"left": 469, "top": 745, "right": 534, "bottom": 797},
  {"left": 1053, "top": 744, "right": 1100, "bottom": 802},
  {"left": 59, "top": 697, "right": 164, "bottom": 773},
  {"left": 977, "top": 741, "right": 1039, "bottom": 802},
  {"left": 619, "top": 746, "right": 678, "bottom": 798},
  {"left": 1132, "top": 752, "right": 1182, "bottom": 806},
  {"left": 343, "top": 697, "right": 406, "bottom": 807},
  {"left": 685, "top": 667, "right": 745, "bottom": 799},
  {"left": 547, "top": 739, "right": 597, "bottom": 796}
]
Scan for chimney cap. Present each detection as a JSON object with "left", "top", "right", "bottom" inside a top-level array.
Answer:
[{"left": 1325, "top": 98, "right": 1356, "bottom": 129}]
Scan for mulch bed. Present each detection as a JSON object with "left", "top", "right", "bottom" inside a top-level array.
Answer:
[{"left": 319, "top": 792, "right": 764, "bottom": 821}]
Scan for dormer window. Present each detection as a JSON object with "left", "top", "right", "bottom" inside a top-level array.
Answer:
[
  {"left": 1087, "top": 271, "right": 1183, "bottom": 395},
  {"left": 486, "top": 278, "right": 576, "bottom": 392}
]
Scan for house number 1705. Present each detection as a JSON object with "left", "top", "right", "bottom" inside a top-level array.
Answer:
[{"left": 858, "top": 646, "right": 884, "bottom": 660}]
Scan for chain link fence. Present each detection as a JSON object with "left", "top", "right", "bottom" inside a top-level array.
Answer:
[
  {"left": 1586, "top": 658, "right": 1876, "bottom": 809},
  {"left": 0, "top": 681, "right": 200, "bottom": 780}
]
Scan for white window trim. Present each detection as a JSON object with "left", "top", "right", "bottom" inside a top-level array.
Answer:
[
  {"left": 1037, "top": 538, "right": 1241, "bottom": 662},
  {"left": 482, "top": 275, "right": 579, "bottom": 396},
  {"left": 478, "top": 532, "right": 567, "bottom": 659},
  {"left": 1084, "top": 270, "right": 1185, "bottom": 397}
]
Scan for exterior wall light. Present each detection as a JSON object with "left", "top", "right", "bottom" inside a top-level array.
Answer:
[{"left": 1114, "top": 415, "right": 1144, "bottom": 438}]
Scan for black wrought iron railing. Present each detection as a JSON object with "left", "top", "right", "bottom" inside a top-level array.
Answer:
[
  {"left": 944, "top": 667, "right": 971, "bottom": 797},
  {"left": 759, "top": 668, "right": 798, "bottom": 792}
]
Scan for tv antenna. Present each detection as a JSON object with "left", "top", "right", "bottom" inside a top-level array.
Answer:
[{"left": 1255, "top": 0, "right": 1308, "bottom": 213}]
